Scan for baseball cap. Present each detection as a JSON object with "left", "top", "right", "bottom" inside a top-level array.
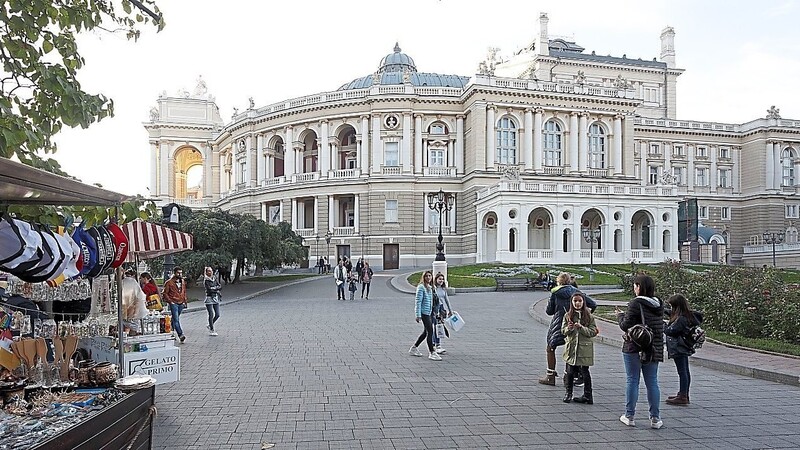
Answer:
[
  {"left": 105, "top": 222, "right": 129, "bottom": 268},
  {"left": 0, "top": 215, "right": 45, "bottom": 275},
  {"left": 72, "top": 227, "right": 98, "bottom": 277}
]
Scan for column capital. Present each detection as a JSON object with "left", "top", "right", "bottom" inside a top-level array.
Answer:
[
  {"left": 456, "top": 114, "right": 466, "bottom": 120},
  {"left": 487, "top": 104, "right": 497, "bottom": 111},
  {"left": 149, "top": 140, "right": 159, "bottom": 146},
  {"left": 319, "top": 119, "right": 328, "bottom": 125},
  {"left": 285, "top": 125, "right": 293, "bottom": 132},
  {"left": 524, "top": 107, "right": 534, "bottom": 114},
  {"left": 360, "top": 114, "right": 370, "bottom": 120},
  {"left": 614, "top": 114, "right": 625, "bottom": 120},
  {"left": 371, "top": 113, "right": 381, "bottom": 119},
  {"left": 533, "top": 107, "right": 544, "bottom": 115},
  {"left": 413, "top": 113, "right": 424, "bottom": 119}
]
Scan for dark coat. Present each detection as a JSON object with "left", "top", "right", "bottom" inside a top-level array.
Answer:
[
  {"left": 665, "top": 311, "right": 704, "bottom": 358},
  {"left": 617, "top": 296, "right": 665, "bottom": 362},
  {"left": 545, "top": 285, "right": 597, "bottom": 348}
]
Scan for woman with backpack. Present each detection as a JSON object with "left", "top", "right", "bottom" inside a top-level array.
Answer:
[
  {"left": 615, "top": 274, "right": 665, "bottom": 429},
  {"left": 664, "top": 293, "right": 704, "bottom": 406}
]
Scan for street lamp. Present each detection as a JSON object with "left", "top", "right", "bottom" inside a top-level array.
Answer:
[
  {"left": 426, "top": 189, "right": 455, "bottom": 261},
  {"left": 582, "top": 227, "right": 601, "bottom": 282},
  {"left": 763, "top": 230, "right": 785, "bottom": 267},
  {"left": 360, "top": 233, "right": 366, "bottom": 260},
  {"left": 325, "top": 230, "right": 332, "bottom": 272}
]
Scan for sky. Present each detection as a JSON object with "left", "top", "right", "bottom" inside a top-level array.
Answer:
[{"left": 50, "top": 0, "right": 800, "bottom": 196}]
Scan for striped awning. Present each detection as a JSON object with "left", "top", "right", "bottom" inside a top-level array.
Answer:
[{"left": 121, "top": 219, "right": 193, "bottom": 260}]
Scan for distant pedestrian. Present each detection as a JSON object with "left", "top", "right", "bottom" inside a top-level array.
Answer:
[
  {"left": 360, "top": 262, "right": 374, "bottom": 299},
  {"left": 318, "top": 257, "right": 324, "bottom": 274},
  {"left": 409, "top": 271, "right": 441, "bottom": 361},
  {"left": 616, "top": 274, "right": 665, "bottom": 429},
  {"left": 162, "top": 266, "right": 188, "bottom": 344},
  {"left": 333, "top": 260, "right": 347, "bottom": 301},
  {"left": 203, "top": 266, "right": 222, "bottom": 336},
  {"left": 562, "top": 292, "right": 597, "bottom": 404},
  {"left": 324, "top": 257, "right": 330, "bottom": 274},
  {"left": 432, "top": 272, "right": 452, "bottom": 355},
  {"left": 344, "top": 256, "right": 353, "bottom": 275},
  {"left": 355, "top": 257, "right": 364, "bottom": 282},
  {"left": 347, "top": 272, "right": 358, "bottom": 301},
  {"left": 664, "top": 293, "right": 703, "bottom": 406}
]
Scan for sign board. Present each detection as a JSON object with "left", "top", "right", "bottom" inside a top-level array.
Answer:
[{"left": 82, "top": 335, "right": 180, "bottom": 385}]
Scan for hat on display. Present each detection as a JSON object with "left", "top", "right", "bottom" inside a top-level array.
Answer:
[
  {"left": 46, "top": 227, "right": 81, "bottom": 286},
  {"left": 72, "top": 227, "right": 98, "bottom": 276},
  {"left": 46, "top": 231, "right": 73, "bottom": 283},
  {"left": 0, "top": 215, "right": 45, "bottom": 275},
  {"left": 106, "top": 222, "right": 129, "bottom": 268},
  {"left": 85, "top": 227, "right": 107, "bottom": 278},
  {"left": 98, "top": 226, "right": 116, "bottom": 271},
  {"left": 20, "top": 225, "right": 64, "bottom": 283}
]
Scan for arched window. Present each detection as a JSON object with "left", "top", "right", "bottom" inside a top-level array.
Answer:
[
  {"left": 782, "top": 147, "right": 796, "bottom": 186},
  {"left": 496, "top": 117, "right": 517, "bottom": 165},
  {"left": 543, "top": 120, "right": 563, "bottom": 166},
  {"left": 588, "top": 123, "right": 606, "bottom": 169},
  {"left": 787, "top": 227, "right": 798, "bottom": 244},
  {"left": 429, "top": 123, "right": 447, "bottom": 135}
]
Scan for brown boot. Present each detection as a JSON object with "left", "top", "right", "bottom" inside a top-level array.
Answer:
[
  {"left": 666, "top": 393, "right": 689, "bottom": 406},
  {"left": 538, "top": 370, "right": 557, "bottom": 386}
]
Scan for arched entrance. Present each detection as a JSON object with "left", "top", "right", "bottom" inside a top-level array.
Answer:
[
  {"left": 174, "top": 146, "right": 203, "bottom": 199},
  {"left": 527, "top": 208, "right": 552, "bottom": 250},
  {"left": 268, "top": 136, "right": 285, "bottom": 178},
  {"left": 296, "top": 130, "right": 319, "bottom": 174},
  {"left": 335, "top": 125, "right": 358, "bottom": 170},
  {"left": 480, "top": 212, "right": 498, "bottom": 262},
  {"left": 580, "top": 208, "right": 604, "bottom": 250},
  {"left": 631, "top": 210, "right": 654, "bottom": 249}
]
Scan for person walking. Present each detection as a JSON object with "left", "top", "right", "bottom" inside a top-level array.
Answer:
[
  {"left": 562, "top": 292, "right": 598, "bottom": 404},
  {"left": 139, "top": 272, "right": 161, "bottom": 311},
  {"left": 354, "top": 257, "right": 364, "bottom": 282},
  {"left": 432, "top": 272, "right": 452, "bottom": 354},
  {"left": 539, "top": 273, "right": 596, "bottom": 386},
  {"left": 409, "top": 271, "right": 441, "bottom": 361},
  {"left": 347, "top": 271, "right": 358, "bottom": 301},
  {"left": 162, "top": 267, "right": 188, "bottom": 344},
  {"left": 616, "top": 274, "right": 665, "bottom": 429},
  {"left": 203, "top": 266, "right": 222, "bottom": 336},
  {"left": 333, "top": 259, "right": 347, "bottom": 300},
  {"left": 360, "top": 262, "right": 374, "bottom": 299},
  {"left": 318, "top": 257, "right": 324, "bottom": 275},
  {"left": 664, "top": 293, "right": 703, "bottom": 406}
]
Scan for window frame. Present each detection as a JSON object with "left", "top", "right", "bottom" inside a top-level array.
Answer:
[
  {"left": 543, "top": 120, "right": 563, "bottom": 166},
  {"left": 695, "top": 167, "right": 709, "bottom": 186},
  {"left": 429, "top": 148, "right": 445, "bottom": 167},
  {"left": 786, "top": 204, "right": 799, "bottom": 219},
  {"left": 721, "top": 206, "right": 730, "bottom": 220},
  {"left": 384, "top": 141, "right": 400, "bottom": 167},
  {"left": 699, "top": 205, "right": 708, "bottom": 219},
  {"left": 696, "top": 146, "right": 708, "bottom": 158},
  {"left": 648, "top": 166, "right": 659, "bottom": 185},
  {"left": 588, "top": 123, "right": 606, "bottom": 169},
  {"left": 496, "top": 116, "right": 518, "bottom": 165},
  {"left": 385, "top": 199, "right": 399, "bottom": 223},
  {"left": 718, "top": 168, "right": 731, "bottom": 188}
]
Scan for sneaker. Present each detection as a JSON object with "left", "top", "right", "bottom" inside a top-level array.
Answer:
[
  {"left": 210, "top": 331, "right": 219, "bottom": 336},
  {"left": 179, "top": 335, "right": 186, "bottom": 344},
  {"left": 619, "top": 415, "right": 635, "bottom": 427},
  {"left": 428, "top": 352, "right": 442, "bottom": 361},
  {"left": 650, "top": 417, "right": 663, "bottom": 429},
  {"left": 408, "top": 346, "right": 422, "bottom": 357},
  {"left": 435, "top": 346, "right": 447, "bottom": 354}
]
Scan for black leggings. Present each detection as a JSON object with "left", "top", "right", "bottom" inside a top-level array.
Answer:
[
  {"left": 361, "top": 282, "right": 370, "bottom": 297},
  {"left": 414, "top": 314, "right": 435, "bottom": 352}
]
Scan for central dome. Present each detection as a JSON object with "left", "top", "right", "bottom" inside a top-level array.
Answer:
[{"left": 378, "top": 43, "right": 417, "bottom": 73}]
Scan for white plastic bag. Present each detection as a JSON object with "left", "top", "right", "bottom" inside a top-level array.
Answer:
[
  {"left": 435, "top": 323, "right": 447, "bottom": 339},
  {"left": 445, "top": 311, "right": 465, "bottom": 332}
]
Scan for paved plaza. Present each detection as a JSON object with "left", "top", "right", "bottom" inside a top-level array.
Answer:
[{"left": 152, "top": 274, "right": 800, "bottom": 449}]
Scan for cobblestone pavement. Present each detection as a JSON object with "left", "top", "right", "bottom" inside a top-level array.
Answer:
[{"left": 152, "top": 276, "right": 800, "bottom": 449}]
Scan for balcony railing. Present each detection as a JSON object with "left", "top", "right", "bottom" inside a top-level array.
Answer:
[
  {"left": 588, "top": 168, "right": 608, "bottom": 178},
  {"left": 381, "top": 165, "right": 402, "bottom": 175},
  {"left": 423, "top": 166, "right": 456, "bottom": 177},
  {"left": 261, "top": 176, "right": 285, "bottom": 187},
  {"left": 543, "top": 166, "right": 564, "bottom": 175},
  {"left": 427, "top": 225, "right": 452, "bottom": 234},
  {"left": 477, "top": 181, "right": 676, "bottom": 200},
  {"left": 294, "top": 228, "right": 315, "bottom": 238},
  {"left": 631, "top": 250, "right": 654, "bottom": 259},
  {"left": 527, "top": 250, "right": 554, "bottom": 259},
  {"left": 743, "top": 242, "right": 800, "bottom": 254},
  {"left": 580, "top": 250, "right": 605, "bottom": 259},
  {"left": 292, "top": 172, "right": 319, "bottom": 183},
  {"left": 329, "top": 168, "right": 361, "bottom": 179},
  {"left": 332, "top": 226, "right": 355, "bottom": 236},
  {"left": 168, "top": 197, "right": 209, "bottom": 207}
]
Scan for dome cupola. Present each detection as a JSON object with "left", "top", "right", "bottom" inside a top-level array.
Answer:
[{"left": 378, "top": 43, "right": 417, "bottom": 73}]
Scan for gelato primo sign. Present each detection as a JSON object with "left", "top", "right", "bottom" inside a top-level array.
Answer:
[{"left": 127, "top": 353, "right": 180, "bottom": 383}]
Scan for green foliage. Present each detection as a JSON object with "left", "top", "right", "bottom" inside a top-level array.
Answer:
[
  {"left": 1, "top": 0, "right": 163, "bottom": 171},
  {"left": 6, "top": 197, "right": 158, "bottom": 227}
]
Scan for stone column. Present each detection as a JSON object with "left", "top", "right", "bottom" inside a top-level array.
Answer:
[
  {"left": 664, "top": 141, "right": 672, "bottom": 174},
  {"left": 371, "top": 115, "right": 382, "bottom": 174},
  {"left": 523, "top": 108, "right": 533, "bottom": 171},
  {"left": 687, "top": 145, "right": 695, "bottom": 190},
  {"left": 328, "top": 196, "right": 334, "bottom": 231},
  {"left": 486, "top": 105, "right": 496, "bottom": 169},
  {"left": 329, "top": 143, "right": 339, "bottom": 171},
  {"left": 732, "top": 146, "right": 740, "bottom": 192},
  {"left": 640, "top": 141, "right": 648, "bottom": 186},
  {"left": 402, "top": 113, "right": 412, "bottom": 173},
  {"left": 765, "top": 141, "right": 774, "bottom": 190},
  {"left": 360, "top": 115, "right": 370, "bottom": 172},
  {"left": 569, "top": 113, "right": 579, "bottom": 173},
  {"left": 291, "top": 198, "right": 297, "bottom": 230},
  {"left": 284, "top": 127, "right": 295, "bottom": 179},
  {"left": 455, "top": 115, "right": 465, "bottom": 175},
  {"left": 613, "top": 115, "right": 623, "bottom": 175},
  {"left": 256, "top": 134, "right": 265, "bottom": 185},
  {"left": 245, "top": 134, "right": 253, "bottom": 188},
  {"left": 533, "top": 108, "right": 543, "bottom": 172},
  {"left": 320, "top": 120, "right": 329, "bottom": 176},
  {"left": 159, "top": 141, "right": 170, "bottom": 197},
  {"left": 211, "top": 143, "right": 220, "bottom": 201},
  {"left": 314, "top": 197, "right": 319, "bottom": 234},
  {"left": 149, "top": 140, "right": 158, "bottom": 195},
  {"left": 354, "top": 194, "right": 360, "bottom": 233},
  {"left": 774, "top": 142, "right": 782, "bottom": 189},
  {"left": 202, "top": 143, "right": 212, "bottom": 198},
  {"left": 414, "top": 114, "right": 423, "bottom": 174},
  {"left": 578, "top": 113, "right": 588, "bottom": 173},
  {"left": 710, "top": 145, "right": 718, "bottom": 191}
]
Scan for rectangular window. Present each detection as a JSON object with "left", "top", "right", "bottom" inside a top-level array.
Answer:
[
  {"left": 718, "top": 169, "right": 731, "bottom": 188},
  {"left": 239, "top": 161, "right": 247, "bottom": 185},
  {"left": 673, "top": 145, "right": 685, "bottom": 156},
  {"left": 787, "top": 205, "right": 799, "bottom": 219},
  {"left": 384, "top": 142, "right": 399, "bottom": 167},
  {"left": 650, "top": 143, "right": 661, "bottom": 155},
  {"left": 696, "top": 146, "right": 708, "bottom": 158},
  {"left": 649, "top": 166, "right": 660, "bottom": 185},
  {"left": 721, "top": 206, "right": 730, "bottom": 220},
  {"left": 643, "top": 87, "right": 659, "bottom": 103},
  {"left": 699, "top": 205, "right": 708, "bottom": 219},
  {"left": 695, "top": 167, "right": 708, "bottom": 186},
  {"left": 719, "top": 147, "right": 730, "bottom": 159},
  {"left": 385, "top": 200, "right": 398, "bottom": 223},
  {"left": 429, "top": 149, "right": 445, "bottom": 167},
  {"left": 430, "top": 124, "right": 446, "bottom": 135},
  {"left": 672, "top": 166, "right": 685, "bottom": 185}
]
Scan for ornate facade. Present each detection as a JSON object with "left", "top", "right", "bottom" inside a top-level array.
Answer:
[{"left": 145, "top": 14, "right": 800, "bottom": 269}]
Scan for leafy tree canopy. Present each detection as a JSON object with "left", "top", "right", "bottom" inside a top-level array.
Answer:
[{"left": 0, "top": 0, "right": 163, "bottom": 173}]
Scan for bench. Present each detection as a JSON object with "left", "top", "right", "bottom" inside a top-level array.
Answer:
[
  {"left": 530, "top": 280, "right": 552, "bottom": 291},
  {"left": 495, "top": 277, "right": 530, "bottom": 291}
]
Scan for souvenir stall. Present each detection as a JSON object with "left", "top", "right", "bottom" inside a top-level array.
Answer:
[
  {"left": 0, "top": 157, "right": 156, "bottom": 449},
  {"left": 79, "top": 218, "right": 193, "bottom": 385}
]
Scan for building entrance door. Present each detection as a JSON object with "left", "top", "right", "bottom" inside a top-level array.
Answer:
[
  {"left": 336, "top": 245, "right": 351, "bottom": 263},
  {"left": 383, "top": 244, "right": 399, "bottom": 270}
]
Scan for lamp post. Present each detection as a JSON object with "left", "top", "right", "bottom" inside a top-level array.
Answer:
[
  {"left": 763, "top": 230, "right": 785, "bottom": 267},
  {"left": 426, "top": 189, "right": 455, "bottom": 261},
  {"left": 582, "top": 227, "right": 601, "bottom": 282},
  {"left": 325, "top": 231, "right": 331, "bottom": 272},
  {"left": 360, "top": 233, "right": 366, "bottom": 260}
]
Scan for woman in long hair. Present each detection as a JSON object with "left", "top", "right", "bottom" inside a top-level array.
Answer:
[
  {"left": 561, "top": 292, "right": 598, "bottom": 404},
  {"left": 203, "top": 266, "right": 222, "bottom": 336},
  {"left": 409, "top": 271, "right": 441, "bottom": 361},
  {"left": 664, "top": 293, "right": 703, "bottom": 406}
]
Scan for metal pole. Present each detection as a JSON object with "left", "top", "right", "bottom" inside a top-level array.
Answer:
[{"left": 589, "top": 233, "right": 595, "bottom": 282}]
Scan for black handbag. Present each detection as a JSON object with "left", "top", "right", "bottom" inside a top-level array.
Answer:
[{"left": 627, "top": 305, "right": 653, "bottom": 350}]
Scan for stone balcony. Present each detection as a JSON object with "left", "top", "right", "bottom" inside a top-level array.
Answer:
[{"left": 477, "top": 180, "right": 675, "bottom": 200}]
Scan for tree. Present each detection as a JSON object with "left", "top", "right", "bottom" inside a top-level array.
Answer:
[{"left": 1, "top": 0, "right": 163, "bottom": 173}]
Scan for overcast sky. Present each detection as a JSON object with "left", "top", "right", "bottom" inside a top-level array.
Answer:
[{"left": 51, "top": 0, "right": 800, "bottom": 196}]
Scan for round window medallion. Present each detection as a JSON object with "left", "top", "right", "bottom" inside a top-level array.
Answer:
[
  {"left": 614, "top": 211, "right": 622, "bottom": 221},
  {"left": 486, "top": 216, "right": 496, "bottom": 226},
  {"left": 662, "top": 213, "right": 670, "bottom": 222},
  {"left": 562, "top": 210, "right": 571, "bottom": 220},
  {"left": 535, "top": 218, "right": 544, "bottom": 227},
  {"left": 384, "top": 114, "right": 400, "bottom": 129},
  {"left": 509, "top": 209, "right": 517, "bottom": 219}
]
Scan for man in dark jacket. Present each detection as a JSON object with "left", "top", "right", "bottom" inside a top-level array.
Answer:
[{"left": 538, "top": 272, "right": 596, "bottom": 386}]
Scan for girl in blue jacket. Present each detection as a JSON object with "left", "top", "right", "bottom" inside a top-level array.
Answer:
[{"left": 409, "top": 271, "right": 441, "bottom": 361}]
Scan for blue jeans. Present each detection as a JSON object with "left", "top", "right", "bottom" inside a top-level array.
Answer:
[
  {"left": 206, "top": 303, "right": 220, "bottom": 331},
  {"left": 673, "top": 355, "right": 690, "bottom": 395},
  {"left": 623, "top": 352, "right": 660, "bottom": 419},
  {"left": 336, "top": 283, "right": 345, "bottom": 299},
  {"left": 169, "top": 303, "right": 186, "bottom": 337}
]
